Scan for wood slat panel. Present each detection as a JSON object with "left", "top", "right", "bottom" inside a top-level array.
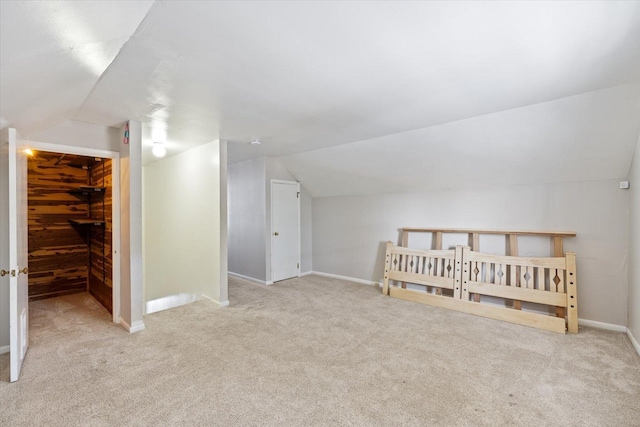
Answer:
[
  {"left": 468, "top": 281, "right": 567, "bottom": 307},
  {"left": 28, "top": 152, "right": 88, "bottom": 300},
  {"left": 89, "top": 158, "right": 112, "bottom": 313},
  {"left": 468, "top": 252, "right": 567, "bottom": 269},
  {"left": 388, "top": 270, "right": 455, "bottom": 290},
  {"left": 28, "top": 152, "right": 112, "bottom": 312}
]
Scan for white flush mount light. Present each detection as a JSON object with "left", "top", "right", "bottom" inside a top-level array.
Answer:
[
  {"left": 152, "top": 141, "right": 167, "bottom": 158},
  {"left": 250, "top": 139, "right": 261, "bottom": 145}
]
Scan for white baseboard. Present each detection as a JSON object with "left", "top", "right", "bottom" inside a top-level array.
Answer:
[
  {"left": 229, "top": 271, "right": 270, "bottom": 286},
  {"left": 120, "top": 318, "right": 145, "bottom": 334},
  {"left": 201, "top": 294, "right": 229, "bottom": 308},
  {"left": 300, "top": 271, "right": 313, "bottom": 277},
  {"left": 130, "top": 320, "right": 145, "bottom": 333},
  {"left": 627, "top": 328, "right": 640, "bottom": 357},
  {"left": 310, "top": 271, "right": 382, "bottom": 287},
  {"left": 0, "top": 345, "right": 9, "bottom": 355},
  {"left": 146, "top": 293, "right": 201, "bottom": 315},
  {"left": 578, "top": 318, "right": 627, "bottom": 333}
]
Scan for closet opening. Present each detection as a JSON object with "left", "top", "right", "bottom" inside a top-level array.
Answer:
[{"left": 28, "top": 150, "right": 114, "bottom": 320}]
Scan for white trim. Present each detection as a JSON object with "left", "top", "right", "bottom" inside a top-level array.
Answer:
[
  {"left": 23, "top": 140, "right": 122, "bottom": 324},
  {"left": 578, "top": 318, "right": 627, "bottom": 332},
  {"left": 129, "top": 320, "right": 145, "bottom": 333},
  {"left": 627, "top": 328, "right": 640, "bottom": 357},
  {"left": 310, "top": 271, "right": 382, "bottom": 287},
  {"left": 228, "top": 271, "right": 271, "bottom": 285},
  {"left": 145, "top": 293, "right": 200, "bottom": 314},
  {"left": 22, "top": 140, "right": 116, "bottom": 160},
  {"left": 201, "top": 294, "right": 229, "bottom": 307},
  {"left": 120, "top": 318, "right": 145, "bottom": 333},
  {"left": 0, "top": 345, "right": 9, "bottom": 355},
  {"left": 300, "top": 271, "right": 313, "bottom": 277},
  {"left": 270, "top": 179, "right": 301, "bottom": 282}
]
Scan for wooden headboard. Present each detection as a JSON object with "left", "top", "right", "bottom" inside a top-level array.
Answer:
[{"left": 383, "top": 242, "right": 578, "bottom": 334}]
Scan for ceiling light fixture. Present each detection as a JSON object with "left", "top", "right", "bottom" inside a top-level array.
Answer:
[
  {"left": 152, "top": 141, "right": 166, "bottom": 158},
  {"left": 250, "top": 139, "right": 261, "bottom": 145}
]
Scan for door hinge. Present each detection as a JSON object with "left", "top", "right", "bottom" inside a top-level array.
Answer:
[
  {"left": 297, "top": 192, "right": 300, "bottom": 198},
  {"left": 297, "top": 263, "right": 299, "bottom": 269}
]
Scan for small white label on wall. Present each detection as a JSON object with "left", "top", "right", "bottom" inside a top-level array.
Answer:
[{"left": 620, "top": 181, "right": 630, "bottom": 189}]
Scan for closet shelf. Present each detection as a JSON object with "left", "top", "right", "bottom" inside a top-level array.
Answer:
[
  {"left": 68, "top": 218, "right": 106, "bottom": 227},
  {"left": 69, "top": 186, "right": 106, "bottom": 196},
  {"left": 68, "top": 157, "right": 102, "bottom": 170}
]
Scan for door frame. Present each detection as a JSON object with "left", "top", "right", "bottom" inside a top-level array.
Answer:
[
  {"left": 270, "top": 179, "right": 300, "bottom": 283},
  {"left": 23, "top": 140, "right": 121, "bottom": 324}
]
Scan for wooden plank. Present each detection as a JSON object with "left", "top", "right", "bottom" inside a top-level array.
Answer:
[
  {"left": 471, "top": 233, "right": 480, "bottom": 251},
  {"left": 553, "top": 237, "right": 566, "bottom": 319},
  {"left": 391, "top": 247, "right": 455, "bottom": 258},
  {"left": 552, "top": 236, "right": 564, "bottom": 257},
  {"left": 498, "top": 263, "right": 506, "bottom": 285},
  {"left": 471, "top": 233, "right": 481, "bottom": 302},
  {"left": 467, "top": 252, "right": 567, "bottom": 269},
  {"left": 520, "top": 266, "right": 528, "bottom": 289},
  {"left": 402, "top": 228, "right": 576, "bottom": 237},
  {"left": 457, "top": 245, "right": 466, "bottom": 300},
  {"left": 402, "top": 230, "right": 409, "bottom": 247},
  {"left": 388, "top": 270, "right": 454, "bottom": 290},
  {"left": 468, "top": 281, "right": 567, "bottom": 307},
  {"left": 537, "top": 267, "right": 545, "bottom": 291},
  {"left": 434, "top": 231, "right": 443, "bottom": 250},
  {"left": 507, "top": 233, "right": 522, "bottom": 309},
  {"left": 389, "top": 286, "right": 566, "bottom": 334},
  {"left": 383, "top": 241, "right": 392, "bottom": 295},
  {"left": 566, "top": 252, "right": 578, "bottom": 333}
]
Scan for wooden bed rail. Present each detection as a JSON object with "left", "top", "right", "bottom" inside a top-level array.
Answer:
[
  {"left": 399, "top": 228, "right": 577, "bottom": 316},
  {"left": 383, "top": 242, "right": 578, "bottom": 334}
]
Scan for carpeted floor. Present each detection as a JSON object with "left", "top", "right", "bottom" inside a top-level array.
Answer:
[{"left": 1, "top": 274, "right": 639, "bottom": 426}]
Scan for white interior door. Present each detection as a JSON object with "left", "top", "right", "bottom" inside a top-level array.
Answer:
[
  {"left": 0, "top": 128, "right": 29, "bottom": 382},
  {"left": 271, "top": 180, "right": 299, "bottom": 283}
]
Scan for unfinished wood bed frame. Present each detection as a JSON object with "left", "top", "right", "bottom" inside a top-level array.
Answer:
[{"left": 383, "top": 241, "right": 578, "bottom": 334}]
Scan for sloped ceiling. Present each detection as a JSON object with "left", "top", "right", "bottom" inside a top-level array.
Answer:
[
  {"left": 0, "top": 0, "right": 154, "bottom": 132},
  {"left": 1, "top": 1, "right": 640, "bottom": 188},
  {"left": 278, "top": 83, "right": 640, "bottom": 197}
]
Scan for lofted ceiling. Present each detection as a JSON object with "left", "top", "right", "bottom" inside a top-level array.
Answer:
[{"left": 1, "top": 1, "right": 640, "bottom": 173}]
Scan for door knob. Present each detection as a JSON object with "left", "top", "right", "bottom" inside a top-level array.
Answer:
[
  {"left": 1, "top": 269, "right": 10, "bottom": 277},
  {"left": 274, "top": 232, "right": 279, "bottom": 236},
  {"left": 18, "top": 267, "right": 28, "bottom": 276}
]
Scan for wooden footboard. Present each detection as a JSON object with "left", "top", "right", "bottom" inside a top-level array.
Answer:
[{"left": 383, "top": 242, "right": 578, "bottom": 334}]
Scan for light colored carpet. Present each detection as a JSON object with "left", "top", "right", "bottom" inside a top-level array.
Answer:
[{"left": 1, "top": 275, "right": 639, "bottom": 426}]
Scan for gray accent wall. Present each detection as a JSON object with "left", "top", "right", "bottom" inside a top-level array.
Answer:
[
  {"left": 228, "top": 157, "right": 267, "bottom": 281},
  {"left": 228, "top": 156, "right": 312, "bottom": 283},
  {"left": 313, "top": 179, "right": 630, "bottom": 326}
]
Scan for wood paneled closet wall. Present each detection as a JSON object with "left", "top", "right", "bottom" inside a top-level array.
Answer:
[{"left": 27, "top": 150, "right": 113, "bottom": 313}]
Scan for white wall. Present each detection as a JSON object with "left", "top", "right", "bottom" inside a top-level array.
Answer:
[
  {"left": 228, "top": 157, "right": 267, "bottom": 281},
  {"left": 144, "top": 140, "right": 227, "bottom": 309},
  {"left": 300, "top": 188, "right": 312, "bottom": 273},
  {"left": 119, "top": 121, "right": 144, "bottom": 331},
  {"left": 628, "top": 134, "right": 640, "bottom": 347},
  {"left": 26, "top": 120, "right": 121, "bottom": 153},
  {"left": 313, "top": 179, "right": 629, "bottom": 326}
]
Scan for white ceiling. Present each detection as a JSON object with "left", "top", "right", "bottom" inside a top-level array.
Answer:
[
  {"left": 1, "top": 1, "right": 640, "bottom": 172},
  {"left": 278, "top": 83, "right": 640, "bottom": 197}
]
